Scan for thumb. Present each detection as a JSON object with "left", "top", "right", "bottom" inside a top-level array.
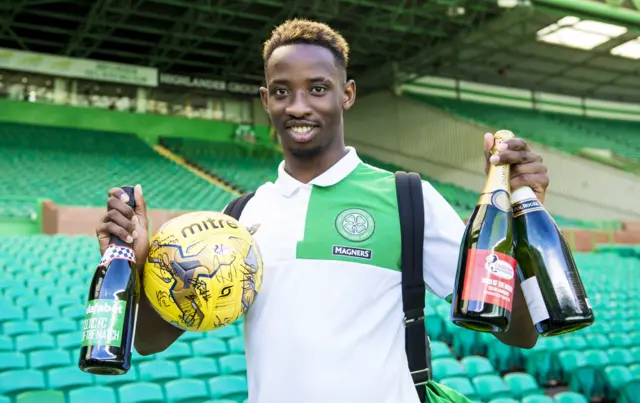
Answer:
[
  {"left": 134, "top": 184, "right": 147, "bottom": 219},
  {"left": 483, "top": 132, "right": 494, "bottom": 173}
]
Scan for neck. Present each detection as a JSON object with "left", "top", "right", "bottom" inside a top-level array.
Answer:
[{"left": 283, "top": 138, "right": 347, "bottom": 184}]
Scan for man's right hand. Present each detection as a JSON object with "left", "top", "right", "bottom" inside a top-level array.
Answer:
[{"left": 96, "top": 184, "right": 149, "bottom": 272}]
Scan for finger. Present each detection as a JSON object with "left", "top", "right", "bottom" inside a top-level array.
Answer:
[
  {"left": 133, "top": 184, "right": 147, "bottom": 217},
  {"left": 108, "top": 187, "right": 131, "bottom": 205},
  {"left": 484, "top": 133, "right": 494, "bottom": 158},
  {"left": 510, "top": 161, "right": 547, "bottom": 178},
  {"left": 107, "top": 195, "right": 135, "bottom": 220},
  {"left": 504, "top": 138, "right": 531, "bottom": 152},
  {"left": 105, "top": 208, "right": 136, "bottom": 237},
  {"left": 511, "top": 173, "right": 549, "bottom": 192},
  {"left": 97, "top": 222, "right": 134, "bottom": 244},
  {"left": 493, "top": 149, "right": 542, "bottom": 166}
]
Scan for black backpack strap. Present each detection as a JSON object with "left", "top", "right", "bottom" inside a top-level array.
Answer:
[
  {"left": 223, "top": 192, "right": 256, "bottom": 220},
  {"left": 395, "top": 171, "right": 431, "bottom": 402}
]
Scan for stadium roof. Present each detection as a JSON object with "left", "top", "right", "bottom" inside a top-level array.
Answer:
[{"left": 1, "top": 0, "right": 639, "bottom": 103}]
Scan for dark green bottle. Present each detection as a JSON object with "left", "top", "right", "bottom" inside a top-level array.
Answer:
[
  {"left": 79, "top": 186, "right": 140, "bottom": 375},
  {"left": 512, "top": 186, "right": 594, "bottom": 336},
  {"left": 451, "top": 130, "right": 518, "bottom": 333}
]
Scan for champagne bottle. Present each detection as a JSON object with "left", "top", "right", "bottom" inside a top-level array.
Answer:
[
  {"left": 79, "top": 186, "right": 140, "bottom": 375},
  {"left": 451, "top": 130, "right": 518, "bottom": 333},
  {"left": 512, "top": 186, "right": 594, "bottom": 336}
]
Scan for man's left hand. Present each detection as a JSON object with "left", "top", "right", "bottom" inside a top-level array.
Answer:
[{"left": 484, "top": 132, "right": 549, "bottom": 203}]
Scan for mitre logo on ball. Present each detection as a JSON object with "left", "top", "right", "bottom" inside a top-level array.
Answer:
[{"left": 143, "top": 211, "right": 264, "bottom": 332}]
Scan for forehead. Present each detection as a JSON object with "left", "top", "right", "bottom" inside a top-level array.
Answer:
[{"left": 266, "top": 43, "right": 341, "bottom": 82}]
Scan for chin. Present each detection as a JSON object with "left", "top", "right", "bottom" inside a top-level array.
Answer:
[{"left": 287, "top": 144, "right": 325, "bottom": 160}]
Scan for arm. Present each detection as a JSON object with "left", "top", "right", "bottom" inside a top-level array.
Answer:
[
  {"left": 134, "top": 285, "right": 185, "bottom": 356},
  {"left": 420, "top": 181, "right": 537, "bottom": 349}
]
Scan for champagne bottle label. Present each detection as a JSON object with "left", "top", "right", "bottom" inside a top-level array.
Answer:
[
  {"left": 512, "top": 187, "right": 544, "bottom": 218},
  {"left": 81, "top": 300, "right": 127, "bottom": 348},
  {"left": 461, "top": 249, "right": 517, "bottom": 312},
  {"left": 99, "top": 244, "right": 136, "bottom": 267},
  {"left": 520, "top": 276, "right": 550, "bottom": 325}
]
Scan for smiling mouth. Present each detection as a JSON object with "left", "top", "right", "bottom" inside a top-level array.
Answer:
[{"left": 287, "top": 125, "right": 318, "bottom": 143}]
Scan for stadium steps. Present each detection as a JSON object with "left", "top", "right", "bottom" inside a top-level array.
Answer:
[{"left": 152, "top": 144, "right": 240, "bottom": 196}]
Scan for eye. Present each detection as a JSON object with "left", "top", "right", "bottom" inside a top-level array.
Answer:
[
  {"left": 310, "top": 86, "right": 326, "bottom": 94},
  {"left": 272, "top": 88, "right": 288, "bottom": 97}
]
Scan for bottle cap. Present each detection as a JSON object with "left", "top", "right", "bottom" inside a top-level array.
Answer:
[{"left": 493, "top": 130, "right": 515, "bottom": 153}]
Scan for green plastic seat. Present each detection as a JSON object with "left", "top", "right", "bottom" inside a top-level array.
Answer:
[
  {"left": 27, "top": 306, "right": 57, "bottom": 322},
  {"left": 440, "top": 377, "right": 478, "bottom": 400},
  {"left": 553, "top": 391, "right": 589, "bottom": 403},
  {"left": 179, "top": 330, "right": 204, "bottom": 342},
  {"left": 94, "top": 365, "right": 138, "bottom": 387},
  {"left": 56, "top": 331, "right": 80, "bottom": 350},
  {"left": 118, "top": 382, "right": 164, "bottom": 403},
  {"left": 596, "top": 365, "right": 633, "bottom": 400},
  {"left": 0, "top": 369, "right": 46, "bottom": 395},
  {"left": 165, "top": 379, "right": 210, "bottom": 402},
  {"left": 3, "top": 320, "right": 40, "bottom": 337},
  {"left": 47, "top": 365, "right": 94, "bottom": 390},
  {"left": 155, "top": 341, "right": 192, "bottom": 361},
  {"left": 472, "top": 374, "right": 512, "bottom": 401},
  {"left": 432, "top": 358, "right": 466, "bottom": 382},
  {"left": 208, "top": 324, "right": 238, "bottom": 339},
  {"left": 522, "top": 396, "right": 554, "bottom": 403},
  {"left": 607, "top": 348, "right": 634, "bottom": 366},
  {"left": 179, "top": 357, "right": 220, "bottom": 379},
  {"left": 228, "top": 336, "right": 245, "bottom": 354},
  {"left": 138, "top": 359, "right": 179, "bottom": 383},
  {"left": 41, "top": 318, "right": 77, "bottom": 335},
  {"left": 568, "top": 350, "right": 609, "bottom": 399},
  {"left": 29, "top": 349, "right": 71, "bottom": 370},
  {"left": 16, "top": 333, "right": 55, "bottom": 352},
  {"left": 68, "top": 386, "right": 117, "bottom": 403},
  {"left": 431, "top": 341, "right": 454, "bottom": 360},
  {"left": 219, "top": 354, "right": 247, "bottom": 375},
  {"left": 0, "top": 305, "right": 23, "bottom": 322},
  {"left": 0, "top": 335, "right": 13, "bottom": 351},
  {"left": 15, "top": 390, "right": 65, "bottom": 403},
  {"left": 208, "top": 375, "right": 248, "bottom": 400},
  {"left": 461, "top": 356, "right": 496, "bottom": 378},
  {"left": 0, "top": 352, "right": 27, "bottom": 371},
  {"left": 193, "top": 338, "right": 229, "bottom": 357},
  {"left": 489, "top": 399, "right": 519, "bottom": 403},
  {"left": 503, "top": 372, "right": 544, "bottom": 399}
]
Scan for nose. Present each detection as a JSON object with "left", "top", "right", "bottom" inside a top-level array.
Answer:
[{"left": 285, "top": 91, "right": 312, "bottom": 118}]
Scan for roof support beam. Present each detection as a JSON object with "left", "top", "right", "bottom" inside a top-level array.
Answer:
[{"left": 533, "top": 0, "right": 640, "bottom": 27}]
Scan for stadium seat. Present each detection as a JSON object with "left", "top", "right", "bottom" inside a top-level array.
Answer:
[
  {"left": 14, "top": 390, "right": 65, "bottom": 403},
  {"left": 47, "top": 365, "right": 95, "bottom": 390},
  {"left": 41, "top": 318, "right": 77, "bottom": 335},
  {"left": 165, "top": 378, "right": 210, "bottom": 402},
  {"left": 503, "top": 372, "right": 544, "bottom": 399},
  {"left": 0, "top": 335, "right": 13, "bottom": 351},
  {"left": 432, "top": 358, "right": 467, "bottom": 382},
  {"left": 15, "top": 333, "right": 55, "bottom": 352},
  {"left": 119, "top": 382, "right": 165, "bottom": 403},
  {"left": 94, "top": 366, "right": 138, "bottom": 387},
  {"left": 0, "top": 369, "right": 46, "bottom": 395},
  {"left": 0, "top": 305, "right": 23, "bottom": 322},
  {"left": 228, "top": 336, "right": 245, "bottom": 354},
  {"left": 29, "top": 349, "right": 72, "bottom": 370},
  {"left": 138, "top": 359, "right": 180, "bottom": 383},
  {"left": 3, "top": 320, "right": 40, "bottom": 337},
  {"left": 553, "top": 391, "right": 589, "bottom": 403},
  {"left": 0, "top": 352, "right": 27, "bottom": 371},
  {"left": 522, "top": 396, "right": 554, "bottom": 403},
  {"left": 209, "top": 324, "right": 238, "bottom": 339},
  {"left": 155, "top": 341, "right": 192, "bottom": 361},
  {"left": 461, "top": 356, "right": 496, "bottom": 378},
  {"left": 439, "top": 377, "right": 479, "bottom": 401},
  {"left": 27, "top": 306, "right": 57, "bottom": 322},
  {"left": 472, "top": 374, "right": 512, "bottom": 401},
  {"left": 68, "top": 386, "right": 117, "bottom": 403},
  {"left": 193, "top": 338, "right": 229, "bottom": 357},
  {"left": 208, "top": 375, "right": 248, "bottom": 400},
  {"left": 430, "top": 341, "right": 454, "bottom": 359},
  {"left": 179, "top": 357, "right": 220, "bottom": 379},
  {"left": 595, "top": 365, "right": 634, "bottom": 400},
  {"left": 219, "top": 354, "right": 247, "bottom": 375},
  {"left": 56, "top": 331, "right": 80, "bottom": 350}
]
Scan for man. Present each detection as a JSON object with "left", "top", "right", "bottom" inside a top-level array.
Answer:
[{"left": 97, "top": 19, "right": 549, "bottom": 403}]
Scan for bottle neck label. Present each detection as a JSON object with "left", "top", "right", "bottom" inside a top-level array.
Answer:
[
  {"left": 100, "top": 244, "right": 136, "bottom": 268},
  {"left": 477, "top": 164, "right": 511, "bottom": 212},
  {"left": 512, "top": 187, "right": 544, "bottom": 218}
]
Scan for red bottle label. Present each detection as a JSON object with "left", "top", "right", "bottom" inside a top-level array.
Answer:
[{"left": 461, "top": 249, "right": 517, "bottom": 312}]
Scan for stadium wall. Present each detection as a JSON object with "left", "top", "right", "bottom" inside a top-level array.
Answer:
[
  {"left": 344, "top": 90, "right": 640, "bottom": 221},
  {"left": 0, "top": 99, "right": 271, "bottom": 144}
]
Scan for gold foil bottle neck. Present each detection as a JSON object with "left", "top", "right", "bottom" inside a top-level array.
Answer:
[{"left": 492, "top": 130, "right": 515, "bottom": 155}]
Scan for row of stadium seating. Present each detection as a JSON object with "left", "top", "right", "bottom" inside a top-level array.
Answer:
[
  {"left": 3, "top": 234, "right": 634, "bottom": 402},
  {"left": 0, "top": 122, "right": 236, "bottom": 214},
  {"left": 406, "top": 93, "right": 640, "bottom": 164}
]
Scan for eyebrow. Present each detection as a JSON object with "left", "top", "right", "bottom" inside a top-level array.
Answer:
[{"left": 269, "top": 77, "right": 333, "bottom": 86}]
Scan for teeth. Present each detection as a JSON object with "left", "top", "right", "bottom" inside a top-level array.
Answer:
[{"left": 291, "top": 126, "right": 312, "bottom": 134}]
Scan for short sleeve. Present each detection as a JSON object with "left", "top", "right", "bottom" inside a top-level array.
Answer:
[{"left": 421, "top": 180, "right": 466, "bottom": 301}]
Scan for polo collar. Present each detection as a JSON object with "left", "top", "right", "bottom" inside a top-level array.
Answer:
[{"left": 275, "top": 147, "right": 361, "bottom": 197}]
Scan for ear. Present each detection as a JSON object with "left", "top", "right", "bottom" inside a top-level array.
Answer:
[
  {"left": 342, "top": 79, "right": 356, "bottom": 111},
  {"left": 259, "top": 87, "right": 269, "bottom": 112}
]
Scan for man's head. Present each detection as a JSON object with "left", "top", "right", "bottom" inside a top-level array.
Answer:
[{"left": 260, "top": 19, "right": 356, "bottom": 160}]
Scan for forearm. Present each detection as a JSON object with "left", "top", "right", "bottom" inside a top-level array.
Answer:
[
  {"left": 134, "top": 289, "right": 184, "bottom": 355},
  {"left": 494, "top": 276, "right": 538, "bottom": 349}
]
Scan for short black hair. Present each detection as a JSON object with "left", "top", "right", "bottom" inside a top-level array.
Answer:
[{"left": 263, "top": 18, "right": 350, "bottom": 70}]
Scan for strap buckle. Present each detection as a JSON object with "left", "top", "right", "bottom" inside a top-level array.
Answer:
[
  {"left": 411, "top": 367, "right": 431, "bottom": 386},
  {"left": 404, "top": 308, "right": 425, "bottom": 327}
]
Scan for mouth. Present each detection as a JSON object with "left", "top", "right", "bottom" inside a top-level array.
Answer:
[{"left": 286, "top": 125, "right": 319, "bottom": 143}]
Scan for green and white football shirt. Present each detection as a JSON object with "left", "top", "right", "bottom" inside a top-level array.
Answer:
[{"left": 234, "top": 147, "right": 465, "bottom": 403}]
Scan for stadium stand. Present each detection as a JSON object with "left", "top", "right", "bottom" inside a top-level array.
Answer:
[
  {"left": 405, "top": 94, "right": 640, "bottom": 170},
  {"left": 0, "top": 122, "right": 236, "bottom": 213},
  {"left": 2, "top": 233, "right": 639, "bottom": 402}
]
